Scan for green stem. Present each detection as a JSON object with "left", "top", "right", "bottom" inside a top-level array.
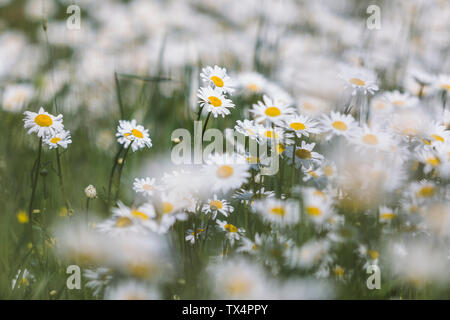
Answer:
[
  {"left": 27, "top": 138, "right": 43, "bottom": 244},
  {"left": 196, "top": 105, "right": 204, "bottom": 121},
  {"left": 114, "top": 72, "right": 125, "bottom": 119},
  {"left": 202, "top": 112, "right": 211, "bottom": 140},
  {"left": 291, "top": 135, "right": 297, "bottom": 192},
  {"left": 56, "top": 148, "right": 71, "bottom": 212},
  {"left": 114, "top": 145, "right": 131, "bottom": 203},
  {"left": 107, "top": 145, "right": 124, "bottom": 207},
  {"left": 442, "top": 90, "right": 447, "bottom": 110},
  {"left": 86, "top": 198, "right": 90, "bottom": 226}
]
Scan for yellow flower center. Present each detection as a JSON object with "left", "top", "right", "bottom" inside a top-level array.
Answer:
[
  {"left": 368, "top": 250, "right": 379, "bottom": 260},
  {"left": 324, "top": 165, "right": 334, "bottom": 177},
  {"left": 362, "top": 134, "right": 379, "bottom": 145},
  {"left": 376, "top": 102, "right": 386, "bottom": 110},
  {"left": 217, "top": 165, "right": 234, "bottom": 179},
  {"left": 131, "top": 129, "right": 144, "bottom": 139},
  {"left": 309, "top": 171, "right": 318, "bottom": 178},
  {"left": 127, "top": 263, "right": 156, "bottom": 278},
  {"left": 313, "top": 190, "right": 327, "bottom": 198},
  {"left": 34, "top": 114, "right": 53, "bottom": 127},
  {"left": 191, "top": 228, "right": 205, "bottom": 236},
  {"left": 224, "top": 223, "right": 238, "bottom": 233},
  {"left": 306, "top": 206, "right": 322, "bottom": 216},
  {"left": 163, "top": 202, "right": 174, "bottom": 214},
  {"left": 431, "top": 134, "right": 444, "bottom": 143},
  {"left": 417, "top": 186, "right": 435, "bottom": 198},
  {"left": 392, "top": 100, "right": 405, "bottom": 106},
  {"left": 380, "top": 212, "right": 395, "bottom": 220},
  {"left": 225, "top": 278, "right": 250, "bottom": 295},
  {"left": 264, "top": 130, "right": 280, "bottom": 139},
  {"left": 332, "top": 121, "right": 347, "bottom": 131},
  {"left": 208, "top": 96, "right": 222, "bottom": 107},
  {"left": 132, "top": 210, "right": 149, "bottom": 220},
  {"left": 209, "top": 200, "right": 223, "bottom": 210},
  {"left": 335, "top": 266, "right": 345, "bottom": 276},
  {"left": 116, "top": 217, "right": 133, "bottom": 228},
  {"left": 17, "top": 211, "right": 29, "bottom": 224},
  {"left": 349, "top": 78, "right": 366, "bottom": 86},
  {"left": 246, "top": 156, "right": 259, "bottom": 164},
  {"left": 211, "top": 76, "right": 224, "bottom": 87},
  {"left": 142, "top": 184, "right": 154, "bottom": 191},
  {"left": 50, "top": 137, "right": 61, "bottom": 144},
  {"left": 426, "top": 157, "right": 440, "bottom": 167},
  {"left": 290, "top": 122, "right": 306, "bottom": 130},
  {"left": 295, "top": 149, "right": 311, "bottom": 159},
  {"left": 246, "top": 83, "right": 259, "bottom": 92},
  {"left": 276, "top": 144, "right": 285, "bottom": 154},
  {"left": 264, "top": 106, "right": 281, "bottom": 117},
  {"left": 440, "top": 83, "right": 450, "bottom": 91},
  {"left": 303, "top": 102, "right": 316, "bottom": 110},
  {"left": 270, "top": 206, "right": 286, "bottom": 216}
]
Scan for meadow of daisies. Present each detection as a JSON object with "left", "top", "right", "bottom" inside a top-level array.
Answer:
[{"left": 1, "top": 0, "right": 450, "bottom": 300}]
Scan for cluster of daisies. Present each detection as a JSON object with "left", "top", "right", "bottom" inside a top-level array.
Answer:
[
  {"left": 23, "top": 107, "right": 72, "bottom": 149},
  {"left": 116, "top": 119, "right": 152, "bottom": 152},
  {"left": 46, "top": 64, "right": 450, "bottom": 299},
  {"left": 197, "top": 65, "right": 235, "bottom": 118}
]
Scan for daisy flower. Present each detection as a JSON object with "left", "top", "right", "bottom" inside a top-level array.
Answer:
[
  {"left": 301, "top": 187, "right": 331, "bottom": 203},
  {"left": 116, "top": 119, "right": 152, "bottom": 152},
  {"left": 185, "top": 227, "right": 206, "bottom": 245},
  {"left": 96, "top": 202, "right": 156, "bottom": 236},
  {"left": 257, "top": 125, "right": 293, "bottom": 146},
  {"left": 286, "top": 141, "right": 324, "bottom": 169},
  {"left": 203, "top": 153, "right": 251, "bottom": 193},
  {"left": 253, "top": 198, "right": 299, "bottom": 227},
  {"left": 416, "top": 148, "right": 440, "bottom": 174},
  {"left": 200, "top": 65, "right": 234, "bottom": 94},
  {"left": 232, "top": 187, "right": 275, "bottom": 204},
  {"left": 320, "top": 111, "right": 357, "bottom": 140},
  {"left": 108, "top": 233, "right": 169, "bottom": 280},
  {"left": 422, "top": 121, "right": 450, "bottom": 146},
  {"left": 84, "top": 268, "right": 113, "bottom": 297},
  {"left": 432, "top": 74, "right": 450, "bottom": 92},
  {"left": 303, "top": 197, "right": 334, "bottom": 225},
  {"left": 216, "top": 220, "right": 245, "bottom": 245},
  {"left": 297, "top": 96, "right": 331, "bottom": 119},
  {"left": 284, "top": 114, "right": 322, "bottom": 138},
  {"left": 202, "top": 195, "right": 234, "bottom": 219},
  {"left": 284, "top": 240, "right": 330, "bottom": 269},
  {"left": 408, "top": 180, "right": 437, "bottom": 202},
  {"left": 250, "top": 94, "right": 294, "bottom": 124},
  {"left": 349, "top": 125, "right": 394, "bottom": 152},
  {"left": 357, "top": 245, "right": 380, "bottom": 269},
  {"left": 378, "top": 205, "right": 397, "bottom": 223},
  {"left": 339, "top": 66, "right": 379, "bottom": 96},
  {"left": 197, "top": 86, "right": 234, "bottom": 118},
  {"left": 208, "top": 258, "right": 269, "bottom": 299},
  {"left": 105, "top": 281, "right": 160, "bottom": 300},
  {"left": 322, "top": 161, "right": 338, "bottom": 181},
  {"left": 11, "top": 269, "right": 34, "bottom": 289},
  {"left": 43, "top": 129, "right": 72, "bottom": 149},
  {"left": 2, "top": 83, "right": 34, "bottom": 113},
  {"left": 236, "top": 72, "right": 268, "bottom": 95},
  {"left": 23, "top": 107, "right": 64, "bottom": 138},
  {"left": 237, "top": 233, "right": 263, "bottom": 254},
  {"left": 133, "top": 177, "right": 158, "bottom": 197},
  {"left": 235, "top": 119, "right": 261, "bottom": 141},
  {"left": 146, "top": 192, "right": 189, "bottom": 234},
  {"left": 302, "top": 166, "right": 325, "bottom": 183},
  {"left": 383, "top": 90, "right": 419, "bottom": 109}
]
